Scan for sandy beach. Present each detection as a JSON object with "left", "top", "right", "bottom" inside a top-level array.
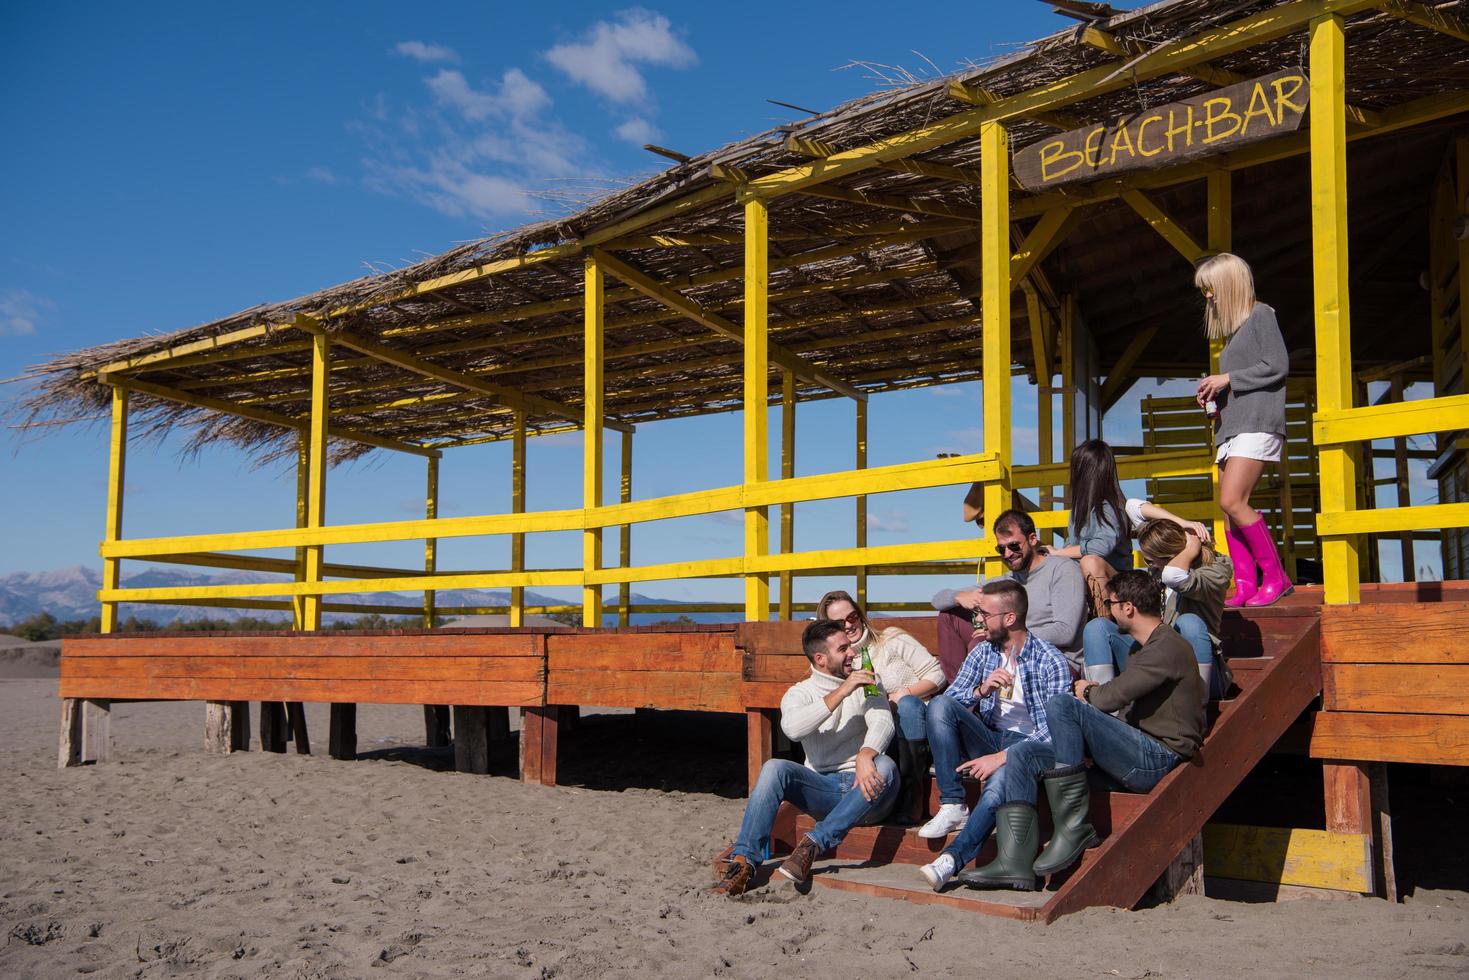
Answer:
[{"left": 2, "top": 676, "right": 1466, "bottom": 979}]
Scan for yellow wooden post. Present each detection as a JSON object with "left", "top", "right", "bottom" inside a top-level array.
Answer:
[
  {"left": 1310, "top": 14, "right": 1361, "bottom": 605},
  {"left": 423, "top": 456, "right": 438, "bottom": 628},
  {"left": 510, "top": 409, "right": 527, "bottom": 627},
  {"left": 302, "top": 333, "right": 330, "bottom": 630},
  {"left": 292, "top": 432, "right": 308, "bottom": 628},
  {"left": 980, "top": 119, "right": 1014, "bottom": 579},
  {"left": 99, "top": 386, "right": 128, "bottom": 633},
  {"left": 583, "top": 255, "right": 605, "bottom": 627},
  {"left": 855, "top": 398, "right": 869, "bottom": 607},
  {"left": 743, "top": 197, "right": 771, "bottom": 622},
  {"left": 1036, "top": 299, "right": 1055, "bottom": 519},
  {"left": 779, "top": 370, "right": 795, "bottom": 619},
  {"left": 618, "top": 430, "right": 633, "bottom": 627},
  {"left": 1458, "top": 136, "right": 1469, "bottom": 389},
  {"left": 1207, "top": 171, "right": 1232, "bottom": 555},
  {"left": 1061, "top": 294, "right": 1076, "bottom": 527}
]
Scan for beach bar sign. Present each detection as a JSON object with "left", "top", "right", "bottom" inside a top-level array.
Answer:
[{"left": 1012, "top": 70, "right": 1309, "bottom": 191}]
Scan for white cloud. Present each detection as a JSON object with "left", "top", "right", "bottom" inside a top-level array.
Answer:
[
  {"left": 0, "top": 289, "right": 50, "bottom": 336},
  {"left": 545, "top": 9, "right": 696, "bottom": 104},
  {"left": 426, "top": 68, "right": 550, "bottom": 121},
  {"left": 867, "top": 511, "right": 911, "bottom": 534},
  {"left": 613, "top": 116, "right": 660, "bottom": 144},
  {"left": 303, "top": 166, "right": 338, "bottom": 184},
  {"left": 394, "top": 41, "right": 460, "bottom": 64}
]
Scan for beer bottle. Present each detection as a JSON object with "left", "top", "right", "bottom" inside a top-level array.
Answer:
[{"left": 859, "top": 643, "right": 879, "bottom": 698}]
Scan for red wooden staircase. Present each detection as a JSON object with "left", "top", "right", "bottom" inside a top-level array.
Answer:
[{"left": 733, "top": 606, "right": 1324, "bottom": 922}]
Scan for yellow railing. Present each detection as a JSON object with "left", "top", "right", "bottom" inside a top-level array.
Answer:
[{"left": 97, "top": 449, "right": 1219, "bottom": 611}]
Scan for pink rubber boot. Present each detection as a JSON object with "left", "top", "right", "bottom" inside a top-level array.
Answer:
[
  {"left": 1240, "top": 516, "right": 1293, "bottom": 607},
  {"left": 1224, "top": 519, "right": 1258, "bottom": 608}
]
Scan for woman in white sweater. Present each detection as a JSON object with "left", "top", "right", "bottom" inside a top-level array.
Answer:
[{"left": 816, "top": 590, "right": 946, "bottom": 822}]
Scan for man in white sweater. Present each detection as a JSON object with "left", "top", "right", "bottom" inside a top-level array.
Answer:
[{"left": 712, "top": 620, "right": 899, "bottom": 897}]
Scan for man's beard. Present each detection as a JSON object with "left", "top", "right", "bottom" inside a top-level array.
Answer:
[{"left": 988, "top": 623, "right": 1010, "bottom": 648}]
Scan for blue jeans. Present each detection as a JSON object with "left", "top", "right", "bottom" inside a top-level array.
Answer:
[
  {"left": 940, "top": 731, "right": 1030, "bottom": 868},
  {"left": 895, "top": 695, "right": 928, "bottom": 741},
  {"left": 927, "top": 695, "right": 1021, "bottom": 805},
  {"left": 731, "top": 756, "right": 900, "bottom": 863},
  {"left": 1083, "top": 615, "right": 1212, "bottom": 671},
  {"left": 1045, "top": 693, "right": 1180, "bottom": 792}
]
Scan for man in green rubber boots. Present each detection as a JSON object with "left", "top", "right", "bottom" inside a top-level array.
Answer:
[{"left": 981, "top": 570, "right": 1206, "bottom": 884}]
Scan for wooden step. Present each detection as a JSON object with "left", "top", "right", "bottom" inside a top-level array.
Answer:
[
  {"left": 808, "top": 859, "right": 1049, "bottom": 921},
  {"left": 792, "top": 788, "right": 1149, "bottom": 867}
]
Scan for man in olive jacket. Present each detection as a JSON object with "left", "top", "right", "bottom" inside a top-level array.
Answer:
[{"left": 975, "top": 571, "right": 1206, "bottom": 886}]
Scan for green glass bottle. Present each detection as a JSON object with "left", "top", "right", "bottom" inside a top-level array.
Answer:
[{"left": 859, "top": 643, "right": 879, "bottom": 698}]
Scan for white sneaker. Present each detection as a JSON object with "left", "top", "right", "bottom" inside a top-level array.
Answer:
[
  {"left": 917, "top": 803, "right": 969, "bottom": 839},
  {"left": 919, "top": 853, "right": 956, "bottom": 892}
]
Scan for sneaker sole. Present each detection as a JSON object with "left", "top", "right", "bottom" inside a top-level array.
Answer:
[
  {"left": 916, "top": 823, "right": 966, "bottom": 839},
  {"left": 957, "top": 874, "right": 1039, "bottom": 891},
  {"left": 775, "top": 865, "right": 806, "bottom": 884}
]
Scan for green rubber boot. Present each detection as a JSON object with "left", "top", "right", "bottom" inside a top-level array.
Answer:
[
  {"left": 957, "top": 802, "right": 1040, "bottom": 891},
  {"left": 1033, "top": 764, "right": 1100, "bottom": 877}
]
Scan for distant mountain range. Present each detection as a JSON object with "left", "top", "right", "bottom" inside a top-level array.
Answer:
[{"left": 0, "top": 565, "right": 743, "bottom": 627}]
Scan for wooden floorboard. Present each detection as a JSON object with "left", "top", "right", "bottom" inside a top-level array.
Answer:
[{"left": 810, "top": 860, "right": 1046, "bottom": 920}]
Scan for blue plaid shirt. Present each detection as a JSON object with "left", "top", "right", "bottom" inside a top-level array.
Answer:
[{"left": 944, "top": 631, "right": 1073, "bottom": 742}]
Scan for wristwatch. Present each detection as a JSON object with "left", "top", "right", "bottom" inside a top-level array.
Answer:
[{"left": 1082, "top": 683, "right": 1095, "bottom": 703}]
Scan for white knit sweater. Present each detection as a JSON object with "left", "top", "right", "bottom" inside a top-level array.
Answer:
[
  {"left": 861, "top": 626, "right": 946, "bottom": 697},
  {"left": 779, "top": 667, "right": 896, "bottom": 774}
]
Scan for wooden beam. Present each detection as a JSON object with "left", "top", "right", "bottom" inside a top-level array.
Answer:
[
  {"left": 99, "top": 387, "right": 128, "bottom": 634},
  {"left": 744, "top": 198, "right": 772, "bottom": 621},
  {"left": 97, "top": 373, "right": 439, "bottom": 459},
  {"left": 943, "top": 81, "right": 1083, "bottom": 130},
  {"left": 1121, "top": 189, "right": 1207, "bottom": 263},
  {"left": 981, "top": 119, "right": 1014, "bottom": 581},
  {"left": 590, "top": 247, "right": 864, "bottom": 400},
  {"left": 1373, "top": 0, "right": 1469, "bottom": 43},
  {"left": 1011, "top": 207, "right": 1080, "bottom": 283},
  {"left": 301, "top": 332, "right": 329, "bottom": 630},
  {"left": 1101, "top": 324, "right": 1161, "bottom": 410},
  {"left": 583, "top": 255, "right": 605, "bottom": 627},
  {"left": 510, "top": 410, "right": 527, "bottom": 627},
  {"left": 742, "top": 0, "right": 1379, "bottom": 199},
  {"left": 83, "top": 322, "right": 281, "bottom": 379},
  {"left": 291, "top": 317, "right": 622, "bottom": 433}
]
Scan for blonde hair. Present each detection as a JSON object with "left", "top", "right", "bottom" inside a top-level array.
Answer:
[
  {"left": 1194, "top": 252, "right": 1256, "bottom": 341},
  {"left": 1137, "top": 519, "right": 1215, "bottom": 569}
]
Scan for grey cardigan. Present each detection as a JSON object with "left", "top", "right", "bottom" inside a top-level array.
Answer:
[{"left": 1217, "top": 303, "right": 1289, "bottom": 441}]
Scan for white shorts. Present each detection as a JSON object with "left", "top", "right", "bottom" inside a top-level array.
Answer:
[{"left": 1216, "top": 432, "right": 1284, "bottom": 464}]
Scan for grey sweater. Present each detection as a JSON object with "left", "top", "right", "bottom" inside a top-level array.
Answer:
[
  {"left": 932, "top": 553, "right": 1088, "bottom": 667},
  {"left": 1217, "top": 303, "right": 1289, "bottom": 441}
]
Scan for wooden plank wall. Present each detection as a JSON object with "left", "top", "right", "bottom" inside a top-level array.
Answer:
[
  {"left": 545, "top": 625, "right": 741, "bottom": 711},
  {"left": 60, "top": 630, "right": 547, "bottom": 707},
  {"left": 1313, "top": 601, "right": 1469, "bottom": 766}
]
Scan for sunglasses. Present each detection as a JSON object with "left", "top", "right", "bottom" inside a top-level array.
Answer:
[
  {"left": 995, "top": 540, "right": 1026, "bottom": 556},
  {"left": 837, "top": 610, "right": 863, "bottom": 629}
]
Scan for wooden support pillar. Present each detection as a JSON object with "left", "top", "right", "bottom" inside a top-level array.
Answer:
[
  {"left": 618, "top": 430, "right": 633, "bottom": 626},
  {"left": 1310, "top": 14, "right": 1361, "bottom": 605},
  {"left": 1151, "top": 832, "right": 1205, "bottom": 902},
  {"left": 1324, "top": 760, "right": 1396, "bottom": 899},
  {"left": 1060, "top": 294, "right": 1077, "bottom": 544},
  {"left": 779, "top": 370, "right": 796, "bottom": 620},
  {"left": 980, "top": 119, "right": 1014, "bottom": 580},
  {"left": 1458, "top": 136, "right": 1469, "bottom": 389},
  {"left": 424, "top": 456, "right": 439, "bottom": 626},
  {"left": 510, "top": 410, "right": 527, "bottom": 627},
  {"left": 230, "top": 701, "right": 250, "bottom": 750},
  {"left": 1207, "top": 171, "right": 1232, "bottom": 554},
  {"left": 292, "top": 432, "right": 309, "bottom": 627},
  {"left": 423, "top": 705, "right": 452, "bottom": 748},
  {"left": 746, "top": 708, "right": 776, "bottom": 793},
  {"left": 285, "top": 702, "right": 310, "bottom": 754},
  {"left": 583, "top": 255, "right": 605, "bottom": 627},
  {"left": 743, "top": 197, "right": 771, "bottom": 622},
  {"left": 855, "top": 398, "right": 869, "bottom": 607},
  {"left": 488, "top": 705, "right": 511, "bottom": 742},
  {"left": 100, "top": 386, "right": 127, "bottom": 634},
  {"left": 260, "top": 702, "right": 288, "bottom": 753},
  {"left": 452, "top": 705, "right": 490, "bottom": 774},
  {"left": 1389, "top": 374, "right": 1415, "bottom": 580},
  {"left": 81, "top": 700, "right": 110, "bottom": 764},
  {"left": 328, "top": 703, "right": 356, "bottom": 761},
  {"left": 519, "top": 704, "right": 560, "bottom": 786},
  {"left": 205, "top": 702, "right": 239, "bottom": 754},
  {"left": 302, "top": 332, "right": 331, "bottom": 627}
]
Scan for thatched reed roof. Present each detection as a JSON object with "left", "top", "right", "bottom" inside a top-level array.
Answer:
[{"left": 13, "top": 0, "right": 1469, "bottom": 462}]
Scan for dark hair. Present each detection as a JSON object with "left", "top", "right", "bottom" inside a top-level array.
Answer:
[
  {"left": 1069, "top": 439, "right": 1132, "bottom": 544},
  {"left": 1108, "top": 569, "right": 1163, "bottom": 616},
  {"left": 802, "top": 620, "right": 847, "bottom": 661},
  {"left": 982, "top": 578, "right": 1029, "bottom": 626},
  {"left": 992, "top": 509, "right": 1036, "bottom": 538}
]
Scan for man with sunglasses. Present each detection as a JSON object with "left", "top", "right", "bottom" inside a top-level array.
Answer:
[
  {"left": 932, "top": 510, "right": 1088, "bottom": 678},
  {"left": 914, "top": 579, "right": 1072, "bottom": 891}
]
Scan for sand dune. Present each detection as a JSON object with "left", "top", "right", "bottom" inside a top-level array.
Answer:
[{"left": 1, "top": 679, "right": 1466, "bottom": 978}]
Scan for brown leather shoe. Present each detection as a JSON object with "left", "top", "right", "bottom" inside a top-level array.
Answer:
[
  {"left": 776, "top": 835, "right": 821, "bottom": 884},
  {"left": 712, "top": 854, "right": 755, "bottom": 897}
]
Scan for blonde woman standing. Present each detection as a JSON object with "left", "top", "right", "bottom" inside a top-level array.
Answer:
[{"left": 1194, "top": 253, "right": 1293, "bottom": 607}]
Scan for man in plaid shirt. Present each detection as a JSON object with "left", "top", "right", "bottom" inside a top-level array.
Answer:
[{"left": 916, "top": 579, "right": 1073, "bottom": 891}]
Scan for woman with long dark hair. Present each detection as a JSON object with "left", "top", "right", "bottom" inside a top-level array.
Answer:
[
  {"left": 1194, "top": 253, "right": 1293, "bottom": 606},
  {"left": 1050, "top": 439, "right": 1132, "bottom": 615}
]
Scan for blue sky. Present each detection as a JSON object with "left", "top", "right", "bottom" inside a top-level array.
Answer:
[{"left": 0, "top": 3, "right": 1438, "bottom": 608}]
